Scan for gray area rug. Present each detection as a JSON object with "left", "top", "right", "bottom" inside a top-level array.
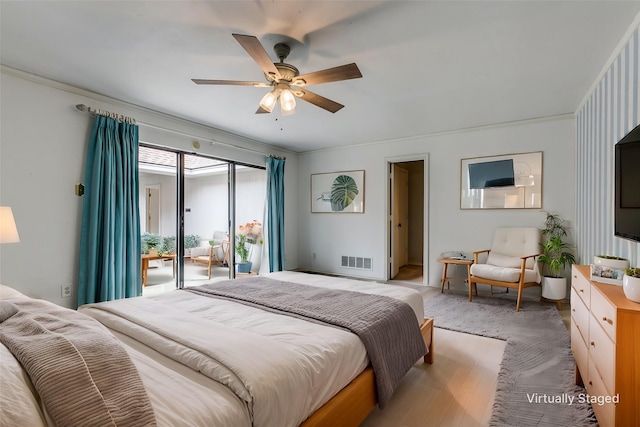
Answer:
[{"left": 423, "top": 293, "right": 597, "bottom": 427}]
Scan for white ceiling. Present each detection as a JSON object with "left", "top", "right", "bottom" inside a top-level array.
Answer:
[{"left": 1, "top": 1, "right": 639, "bottom": 153}]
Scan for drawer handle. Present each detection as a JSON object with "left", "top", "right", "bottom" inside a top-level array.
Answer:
[
  {"left": 572, "top": 308, "right": 576, "bottom": 312},
  {"left": 590, "top": 341, "right": 595, "bottom": 347},
  {"left": 602, "top": 317, "right": 613, "bottom": 325},
  {"left": 588, "top": 380, "right": 593, "bottom": 386},
  {"left": 579, "top": 289, "right": 584, "bottom": 293}
]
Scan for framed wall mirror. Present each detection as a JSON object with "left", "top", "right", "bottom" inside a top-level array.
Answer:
[{"left": 460, "top": 151, "right": 542, "bottom": 209}]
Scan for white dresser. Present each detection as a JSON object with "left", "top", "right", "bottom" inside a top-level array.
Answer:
[{"left": 571, "top": 265, "right": 640, "bottom": 427}]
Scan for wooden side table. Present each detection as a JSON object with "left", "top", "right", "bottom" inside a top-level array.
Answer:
[
  {"left": 141, "top": 253, "right": 176, "bottom": 287},
  {"left": 437, "top": 258, "right": 473, "bottom": 297}
]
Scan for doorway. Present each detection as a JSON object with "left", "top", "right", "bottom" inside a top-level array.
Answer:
[
  {"left": 138, "top": 145, "right": 266, "bottom": 294},
  {"left": 145, "top": 186, "right": 161, "bottom": 234},
  {"left": 388, "top": 158, "right": 426, "bottom": 283}
]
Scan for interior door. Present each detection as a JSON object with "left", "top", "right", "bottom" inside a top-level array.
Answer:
[
  {"left": 146, "top": 186, "right": 160, "bottom": 234},
  {"left": 391, "top": 164, "right": 409, "bottom": 278}
]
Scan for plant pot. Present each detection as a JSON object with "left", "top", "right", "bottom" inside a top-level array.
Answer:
[
  {"left": 622, "top": 274, "right": 640, "bottom": 303},
  {"left": 148, "top": 248, "right": 158, "bottom": 257},
  {"left": 593, "top": 256, "right": 630, "bottom": 270},
  {"left": 236, "top": 261, "right": 252, "bottom": 274},
  {"left": 541, "top": 277, "right": 567, "bottom": 301}
]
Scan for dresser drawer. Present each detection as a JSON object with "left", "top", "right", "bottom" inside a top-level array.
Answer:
[
  {"left": 588, "top": 314, "right": 615, "bottom": 394},
  {"left": 586, "top": 357, "right": 616, "bottom": 427},
  {"left": 571, "top": 265, "right": 591, "bottom": 306},
  {"left": 590, "top": 286, "right": 617, "bottom": 342},
  {"left": 571, "top": 320, "right": 588, "bottom": 383},
  {"left": 571, "top": 287, "right": 589, "bottom": 343}
]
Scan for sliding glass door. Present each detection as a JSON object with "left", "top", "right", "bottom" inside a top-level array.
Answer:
[
  {"left": 234, "top": 165, "right": 267, "bottom": 276},
  {"left": 183, "top": 154, "right": 230, "bottom": 285},
  {"left": 138, "top": 145, "right": 265, "bottom": 294}
]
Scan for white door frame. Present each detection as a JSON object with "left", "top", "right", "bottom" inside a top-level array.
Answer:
[{"left": 384, "top": 153, "right": 429, "bottom": 284}]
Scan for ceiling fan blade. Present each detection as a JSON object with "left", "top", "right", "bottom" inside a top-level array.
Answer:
[
  {"left": 232, "top": 34, "right": 281, "bottom": 80},
  {"left": 293, "top": 63, "right": 362, "bottom": 86},
  {"left": 255, "top": 106, "right": 270, "bottom": 114},
  {"left": 192, "top": 79, "right": 270, "bottom": 87},
  {"left": 296, "top": 89, "right": 345, "bottom": 113}
]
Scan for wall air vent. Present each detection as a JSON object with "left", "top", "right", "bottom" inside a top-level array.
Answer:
[{"left": 341, "top": 255, "right": 373, "bottom": 270}]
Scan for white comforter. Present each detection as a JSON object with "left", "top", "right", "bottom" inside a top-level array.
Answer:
[{"left": 1, "top": 274, "right": 424, "bottom": 427}]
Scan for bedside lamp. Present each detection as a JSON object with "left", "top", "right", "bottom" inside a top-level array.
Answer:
[{"left": 0, "top": 206, "right": 20, "bottom": 243}]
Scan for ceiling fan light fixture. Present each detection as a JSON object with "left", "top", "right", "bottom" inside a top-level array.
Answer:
[
  {"left": 280, "top": 88, "right": 296, "bottom": 115},
  {"left": 259, "top": 89, "right": 278, "bottom": 113}
]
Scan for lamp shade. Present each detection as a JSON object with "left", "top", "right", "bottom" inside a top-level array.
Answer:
[{"left": 0, "top": 206, "right": 20, "bottom": 243}]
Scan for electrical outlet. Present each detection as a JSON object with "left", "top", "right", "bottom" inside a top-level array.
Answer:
[{"left": 61, "top": 284, "right": 72, "bottom": 298}]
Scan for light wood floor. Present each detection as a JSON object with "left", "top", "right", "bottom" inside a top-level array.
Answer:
[
  {"left": 361, "top": 286, "right": 506, "bottom": 427},
  {"left": 362, "top": 283, "right": 572, "bottom": 426}
]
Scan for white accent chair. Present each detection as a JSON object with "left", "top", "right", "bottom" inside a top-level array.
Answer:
[
  {"left": 191, "top": 231, "right": 229, "bottom": 279},
  {"left": 469, "top": 227, "right": 542, "bottom": 311}
]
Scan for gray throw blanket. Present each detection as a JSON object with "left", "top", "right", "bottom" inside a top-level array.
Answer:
[
  {"left": 0, "top": 298, "right": 156, "bottom": 427},
  {"left": 185, "top": 277, "right": 426, "bottom": 408}
]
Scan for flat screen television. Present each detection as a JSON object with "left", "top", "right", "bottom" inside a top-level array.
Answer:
[
  {"left": 615, "top": 123, "right": 640, "bottom": 243},
  {"left": 468, "top": 159, "right": 515, "bottom": 189}
]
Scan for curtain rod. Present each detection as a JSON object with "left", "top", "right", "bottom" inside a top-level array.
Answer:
[
  {"left": 76, "top": 104, "right": 287, "bottom": 160},
  {"left": 76, "top": 104, "right": 136, "bottom": 124}
]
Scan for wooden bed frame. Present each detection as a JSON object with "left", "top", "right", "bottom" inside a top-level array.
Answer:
[{"left": 300, "top": 317, "right": 434, "bottom": 427}]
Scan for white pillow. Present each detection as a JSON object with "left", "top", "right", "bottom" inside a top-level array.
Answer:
[{"left": 0, "top": 284, "right": 27, "bottom": 300}]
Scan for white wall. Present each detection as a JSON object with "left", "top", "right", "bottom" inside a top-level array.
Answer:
[
  {"left": 0, "top": 68, "right": 297, "bottom": 308},
  {"left": 297, "top": 116, "right": 576, "bottom": 293}
]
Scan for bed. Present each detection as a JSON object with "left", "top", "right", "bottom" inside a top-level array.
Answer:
[{"left": 0, "top": 271, "right": 433, "bottom": 427}]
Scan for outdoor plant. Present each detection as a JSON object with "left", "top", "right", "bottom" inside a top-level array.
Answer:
[
  {"left": 625, "top": 267, "right": 640, "bottom": 278},
  {"left": 236, "top": 220, "right": 262, "bottom": 264},
  {"left": 141, "top": 233, "right": 162, "bottom": 254},
  {"left": 184, "top": 234, "right": 201, "bottom": 250},
  {"left": 161, "top": 236, "right": 176, "bottom": 255},
  {"left": 539, "top": 213, "right": 576, "bottom": 278},
  {"left": 235, "top": 233, "right": 250, "bottom": 263}
]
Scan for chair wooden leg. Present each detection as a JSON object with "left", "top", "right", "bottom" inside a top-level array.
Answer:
[{"left": 515, "top": 282, "right": 524, "bottom": 311}]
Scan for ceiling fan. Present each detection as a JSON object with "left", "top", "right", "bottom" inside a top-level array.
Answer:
[{"left": 192, "top": 34, "right": 362, "bottom": 115}]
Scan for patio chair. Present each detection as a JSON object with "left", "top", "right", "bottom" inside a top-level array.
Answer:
[{"left": 192, "top": 242, "right": 226, "bottom": 279}]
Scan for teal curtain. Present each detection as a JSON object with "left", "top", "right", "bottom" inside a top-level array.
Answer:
[
  {"left": 266, "top": 156, "right": 285, "bottom": 272},
  {"left": 77, "top": 115, "right": 141, "bottom": 306}
]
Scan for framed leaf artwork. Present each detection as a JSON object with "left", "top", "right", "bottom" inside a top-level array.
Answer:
[{"left": 311, "top": 170, "right": 365, "bottom": 213}]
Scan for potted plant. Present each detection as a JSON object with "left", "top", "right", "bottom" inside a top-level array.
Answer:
[
  {"left": 183, "top": 234, "right": 201, "bottom": 257},
  {"left": 235, "top": 233, "right": 251, "bottom": 273},
  {"left": 622, "top": 267, "right": 640, "bottom": 303},
  {"left": 593, "top": 254, "right": 630, "bottom": 270},
  {"left": 141, "top": 233, "right": 162, "bottom": 255},
  {"left": 235, "top": 220, "right": 262, "bottom": 273},
  {"left": 161, "top": 236, "right": 176, "bottom": 255},
  {"left": 539, "top": 213, "right": 576, "bottom": 301}
]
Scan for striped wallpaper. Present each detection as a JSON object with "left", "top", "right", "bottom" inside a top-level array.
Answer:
[{"left": 576, "top": 24, "right": 640, "bottom": 266}]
